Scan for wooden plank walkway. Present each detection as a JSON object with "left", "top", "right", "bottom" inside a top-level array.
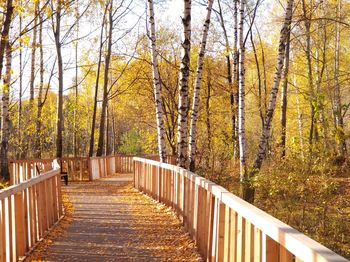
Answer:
[{"left": 30, "top": 174, "right": 201, "bottom": 261}]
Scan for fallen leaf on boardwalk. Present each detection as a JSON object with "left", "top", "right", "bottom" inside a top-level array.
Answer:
[
  {"left": 25, "top": 189, "right": 74, "bottom": 261},
  {"left": 27, "top": 174, "right": 202, "bottom": 261}
]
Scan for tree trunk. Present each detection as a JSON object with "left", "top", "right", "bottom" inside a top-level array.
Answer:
[
  {"left": 177, "top": 0, "right": 192, "bottom": 168},
  {"left": 54, "top": 0, "right": 64, "bottom": 158},
  {"left": 73, "top": 0, "right": 79, "bottom": 157},
  {"left": 0, "top": 0, "right": 13, "bottom": 81},
  {"left": 89, "top": 6, "right": 107, "bottom": 157},
  {"left": 147, "top": 0, "right": 167, "bottom": 163},
  {"left": 333, "top": 0, "right": 347, "bottom": 157},
  {"left": 233, "top": 0, "right": 239, "bottom": 159},
  {"left": 205, "top": 68, "right": 212, "bottom": 170},
  {"left": 18, "top": 3, "right": 23, "bottom": 159},
  {"left": 251, "top": 0, "right": 294, "bottom": 196},
  {"left": 29, "top": 1, "right": 39, "bottom": 104},
  {"left": 0, "top": 43, "right": 12, "bottom": 180},
  {"left": 280, "top": 29, "right": 291, "bottom": 158},
  {"left": 295, "top": 73, "right": 305, "bottom": 159},
  {"left": 250, "top": 29, "right": 264, "bottom": 130},
  {"left": 105, "top": 105, "right": 113, "bottom": 155},
  {"left": 96, "top": 0, "right": 113, "bottom": 157},
  {"left": 35, "top": 10, "right": 44, "bottom": 158},
  {"left": 0, "top": 0, "right": 13, "bottom": 180},
  {"left": 188, "top": 0, "right": 214, "bottom": 171},
  {"left": 302, "top": 0, "right": 318, "bottom": 149},
  {"left": 237, "top": 0, "right": 251, "bottom": 201}
]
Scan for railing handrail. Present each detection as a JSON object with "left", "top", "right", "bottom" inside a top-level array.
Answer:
[
  {"left": 0, "top": 168, "right": 60, "bottom": 200},
  {"left": 133, "top": 157, "right": 348, "bottom": 262}
]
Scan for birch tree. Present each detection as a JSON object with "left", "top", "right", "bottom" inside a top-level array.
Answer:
[
  {"left": 280, "top": 28, "right": 291, "bottom": 158},
  {"left": 0, "top": 0, "right": 13, "bottom": 180},
  {"left": 252, "top": 0, "right": 294, "bottom": 173},
  {"left": 333, "top": 0, "right": 347, "bottom": 158},
  {"left": 147, "top": 0, "right": 167, "bottom": 162},
  {"left": 188, "top": 0, "right": 214, "bottom": 171},
  {"left": 237, "top": 0, "right": 249, "bottom": 199},
  {"left": 0, "top": 43, "right": 12, "bottom": 180},
  {"left": 232, "top": 0, "right": 239, "bottom": 159},
  {"left": 177, "top": 0, "right": 191, "bottom": 168},
  {"left": 0, "top": 0, "right": 13, "bottom": 80}
]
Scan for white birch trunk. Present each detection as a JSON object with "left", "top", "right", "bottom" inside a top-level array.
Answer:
[
  {"left": 233, "top": 0, "right": 239, "bottom": 159},
  {"left": 0, "top": 43, "right": 12, "bottom": 180},
  {"left": 188, "top": 0, "right": 214, "bottom": 171},
  {"left": 147, "top": 0, "right": 167, "bottom": 163},
  {"left": 0, "top": 0, "right": 13, "bottom": 179},
  {"left": 177, "top": 0, "right": 191, "bottom": 168},
  {"left": 333, "top": 0, "right": 347, "bottom": 157},
  {"left": 238, "top": 0, "right": 247, "bottom": 181},
  {"left": 238, "top": 0, "right": 253, "bottom": 202},
  {"left": 252, "top": 0, "right": 294, "bottom": 171}
]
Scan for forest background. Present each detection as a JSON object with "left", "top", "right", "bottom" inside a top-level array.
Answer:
[{"left": 0, "top": 0, "right": 349, "bottom": 258}]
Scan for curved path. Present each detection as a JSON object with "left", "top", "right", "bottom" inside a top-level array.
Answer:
[{"left": 35, "top": 174, "right": 201, "bottom": 261}]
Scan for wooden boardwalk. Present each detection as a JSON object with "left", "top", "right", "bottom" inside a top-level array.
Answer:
[{"left": 32, "top": 174, "right": 201, "bottom": 261}]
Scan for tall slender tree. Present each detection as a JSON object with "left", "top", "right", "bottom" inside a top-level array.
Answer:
[
  {"left": 17, "top": 0, "right": 23, "bottom": 159},
  {"left": 280, "top": 28, "right": 291, "bottom": 158},
  {"left": 89, "top": 4, "right": 108, "bottom": 157},
  {"left": 188, "top": 0, "right": 214, "bottom": 171},
  {"left": 147, "top": 0, "right": 167, "bottom": 162},
  {"left": 35, "top": 8, "right": 45, "bottom": 158},
  {"left": 333, "top": 0, "right": 347, "bottom": 158},
  {"left": 0, "top": 0, "right": 13, "bottom": 79},
  {"left": 251, "top": 0, "right": 295, "bottom": 196},
  {"left": 301, "top": 0, "right": 317, "bottom": 149},
  {"left": 232, "top": 0, "right": 239, "bottom": 159},
  {"left": 29, "top": 1, "right": 39, "bottom": 104},
  {"left": 177, "top": 0, "right": 192, "bottom": 168},
  {"left": 0, "top": 43, "right": 12, "bottom": 180},
  {"left": 73, "top": 0, "right": 80, "bottom": 157},
  {"left": 53, "top": 0, "right": 64, "bottom": 158},
  {"left": 96, "top": 0, "right": 113, "bottom": 157},
  {"left": 237, "top": 0, "right": 249, "bottom": 199},
  {"left": 0, "top": 0, "right": 13, "bottom": 180}
]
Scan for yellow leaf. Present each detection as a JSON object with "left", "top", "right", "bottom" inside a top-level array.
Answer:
[{"left": 46, "top": 6, "right": 53, "bottom": 17}]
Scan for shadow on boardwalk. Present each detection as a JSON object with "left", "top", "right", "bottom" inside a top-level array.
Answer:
[{"left": 31, "top": 174, "right": 201, "bottom": 261}]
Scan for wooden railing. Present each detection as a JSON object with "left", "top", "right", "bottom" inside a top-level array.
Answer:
[
  {"left": 0, "top": 168, "right": 63, "bottom": 261},
  {"left": 133, "top": 158, "right": 348, "bottom": 262},
  {"left": 9, "top": 159, "right": 54, "bottom": 185},
  {"left": 9, "top": 157, "right": 91, "bottom": 185},
  {"left": 9, "top": 155, "right": 138, "bottom": 185}
]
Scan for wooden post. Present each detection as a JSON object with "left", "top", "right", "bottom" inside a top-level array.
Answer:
[
  {"left": 236, "top": 215, "right": 245, "bottom": 261},
  {"left": 265, "top": 235, "right": 279, "bottom": 262},
  {"left": 15, "top": 192, "right": 26, "bottom": 260},
  {"left": 0, "top": 200, "right": 6, "bottom": 261},
  {"left": 88, "top": 157, "right": 93, "bottom": 181},
  {"left": 80, "top": 159, "right": 83, "bottom": 181}
]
